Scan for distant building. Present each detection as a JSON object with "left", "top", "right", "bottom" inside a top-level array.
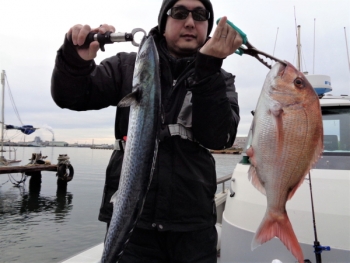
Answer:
[
  {"left": 18, "top": 136, "right": 44, "bottom": 147},
  {"left": 48, "top": 141, "right": 68, "bottom": 147},
  {"left": 233, "top": 136, "right": 247, "bottom": 149}
]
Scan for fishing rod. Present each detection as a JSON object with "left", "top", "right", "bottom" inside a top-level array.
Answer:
[{"left": 307, "top": 172, "right": 330, "bottom": 263}]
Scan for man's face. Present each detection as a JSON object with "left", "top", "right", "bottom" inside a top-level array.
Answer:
[{"left": 163, "top": 0, "right": 208, "bottom": 58}]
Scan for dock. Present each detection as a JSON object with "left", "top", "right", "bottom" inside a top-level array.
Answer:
[
  {"left": 0, "top": 153, "right": 74, "bottom": 192},
  {"left": 90, "top": 146, "right": 113, "bottom": 150},
  {"left": 0, "top": 164, "right": 58, "bottom": 174},
  {"left": 210, "top": 148, "right": 243, "bottom": 154}
]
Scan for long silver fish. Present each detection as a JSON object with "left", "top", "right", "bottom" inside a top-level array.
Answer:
[
  {"left": 246, "top": 61, "right": 323, "bottom": 263},
  {"left": 100, "top": 35, "right": 161, "bottom": 263}
]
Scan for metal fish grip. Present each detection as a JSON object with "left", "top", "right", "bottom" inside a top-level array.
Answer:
[{"left": 217, "top": 18, "right": 286, "bottom": 69}]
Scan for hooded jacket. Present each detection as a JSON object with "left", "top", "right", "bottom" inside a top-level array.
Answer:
[{"left": 51, "top": 1, "right": 240, "bottom": 232}]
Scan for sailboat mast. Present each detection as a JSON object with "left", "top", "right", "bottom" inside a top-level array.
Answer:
[
  {"left": 297, "top": 25, "right": 301, "bottom": 71},
  {"left": 345, "top": 27, "right": 350, "bottom": 73},
  {"left": 1, "top": 70, "right": 5, "bottom": 154}
]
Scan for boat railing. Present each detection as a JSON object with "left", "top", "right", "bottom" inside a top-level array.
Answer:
[{"left": 216, "top": 174, "right": 232, "bottom": 193}]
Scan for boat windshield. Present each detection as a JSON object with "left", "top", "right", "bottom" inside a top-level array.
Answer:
[{"left": 322, "top": 106, "right": 350, "bottom": 155}]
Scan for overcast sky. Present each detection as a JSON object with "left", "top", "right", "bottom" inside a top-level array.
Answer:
[{"left": 0, "top": 0, "right": 349, "bottom": 144}]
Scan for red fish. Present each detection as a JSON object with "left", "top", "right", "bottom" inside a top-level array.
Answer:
[{"left": 246, "top": 61, "right": 323, "bottom": 263}]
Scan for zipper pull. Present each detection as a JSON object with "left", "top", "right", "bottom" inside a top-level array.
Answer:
[{"left": 172, "top": 79, "right": 177, "bottom": 87}]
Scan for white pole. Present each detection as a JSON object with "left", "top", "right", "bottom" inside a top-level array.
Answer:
[
  {"left": 1, "top": 70, "right": 5, "bottom": 155},
  {"left": 313, "top": 19, "right": 316, "bottom": 74},
  {"left": 273, "top": 27, "right": 279, "bottom": 56},
  {"left": 297, "top": 25, "right": 301, "bottom": 71},
  {"left": 344, "top": 27, "right": 350, "bottom": 73}
]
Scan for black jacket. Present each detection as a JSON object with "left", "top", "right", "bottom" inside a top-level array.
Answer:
[{"left": 51, "top": 27, "right": 240, "bottom": 231}]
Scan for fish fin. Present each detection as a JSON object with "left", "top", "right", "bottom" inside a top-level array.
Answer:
[
  {"left": 246, "top": 145, "right": 253, "bottom": 156},
  {"left": 270, "top": 107, "right": 285, "bottom": 157},
  {"left": 252, "top": 211, "right": 304, "bottom": 263},
  {"left": 247, "top": 146, "right": 266, "bottom": 195},
  {"left": 117, "top": 87, "right": 142, "bottom": 107},
  {"left": 248, "top": 165, "right": 266, "bottom": 196},
  {"left": 110, "top": 190, "right": 119, "bottom": 204},
  {"left": 269, "top": 101, "right": 283, "bottom": 117},
  {"left": 246, "top": 146, "right": 256, "bottom": 166}
]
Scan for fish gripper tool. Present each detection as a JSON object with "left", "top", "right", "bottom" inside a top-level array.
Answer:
[{"left": 216, "top": 18, "right": 286, "bottom": 69}]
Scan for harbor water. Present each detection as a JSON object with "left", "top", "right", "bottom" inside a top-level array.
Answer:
[{"left": 0, "top": 147, "right": 242, "bottom": 263}]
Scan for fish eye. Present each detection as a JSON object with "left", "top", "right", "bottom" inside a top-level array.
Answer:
[{"left": 294, "top": 78, "right": 304, "bottom": 88}]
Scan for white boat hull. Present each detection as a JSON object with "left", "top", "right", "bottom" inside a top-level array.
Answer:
[
  {"left": 219, "top": 163, "right": 350, "bottom": 263},
  {"left": 61, "top": 243, "right": 104, "bottom": 263}
]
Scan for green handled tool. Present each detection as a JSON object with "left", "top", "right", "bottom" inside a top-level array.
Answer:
[{"left": 217, "top": 18, "right": 286, "bottom": 69}]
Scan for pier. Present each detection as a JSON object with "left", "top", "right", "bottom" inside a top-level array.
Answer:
[
  {"left": 90, "top": 145, "right": 113, "bottom": 150},
  {"left": 210, "top": 147, "right": 243, "bottom": 154},
  {"left": 0, "top": 164, "right": 58, "bottom": 174},
  {"left": 0, "top": 153, "right": 74, "bottom": 192}
]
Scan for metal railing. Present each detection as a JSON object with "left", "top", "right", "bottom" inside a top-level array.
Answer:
[{"left": 216, "top": 174, "right": 232, "bottom": 194}]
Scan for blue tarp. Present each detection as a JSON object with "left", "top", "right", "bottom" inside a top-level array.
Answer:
[{"left": 5, "top": 125, "right": 38, "bottom": 135}]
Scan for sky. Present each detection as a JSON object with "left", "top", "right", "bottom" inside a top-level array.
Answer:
[{"left": 0, "top": 0, "right": 349, "bottom": 144}]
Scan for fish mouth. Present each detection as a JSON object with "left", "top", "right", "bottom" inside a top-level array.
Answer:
[{"left": 277, "top": 61, "right": 288, "bottom": 78}]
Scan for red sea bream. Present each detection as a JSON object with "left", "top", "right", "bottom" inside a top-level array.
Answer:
[{"left": 246, "top": 61, "right": 323, "bottom": 263}]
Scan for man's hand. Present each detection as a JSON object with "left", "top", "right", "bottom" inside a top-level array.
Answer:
[
  {"left": 67, "top": 24, "right": 116, "bottom": 61},
  {"left": 199, "top": 16, "right": 242, "bottom": 59}
]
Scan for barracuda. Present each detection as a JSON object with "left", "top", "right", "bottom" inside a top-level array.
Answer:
[
  {"left": 100, "top": 35, "right": 161, "bottom": 263},
  {"left": 246, "top": 62, "right": 323, "bottom": 263}
]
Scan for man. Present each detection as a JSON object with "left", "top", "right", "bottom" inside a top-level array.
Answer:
[{"left": 51, "top": 0, "right": 242, "bottom": 262}]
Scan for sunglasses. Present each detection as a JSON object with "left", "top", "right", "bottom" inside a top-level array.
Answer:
[{"left": 167, "top": 7, "right": 210, "bottom": 21}]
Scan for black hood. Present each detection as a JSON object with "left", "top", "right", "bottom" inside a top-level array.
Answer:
[{"left": 158, "top": 0, "right": 214, "bottom": 36}]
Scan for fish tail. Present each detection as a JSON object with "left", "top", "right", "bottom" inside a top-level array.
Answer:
[{"left": 252, "top": 211, "right": 304, "bottom": 263}]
